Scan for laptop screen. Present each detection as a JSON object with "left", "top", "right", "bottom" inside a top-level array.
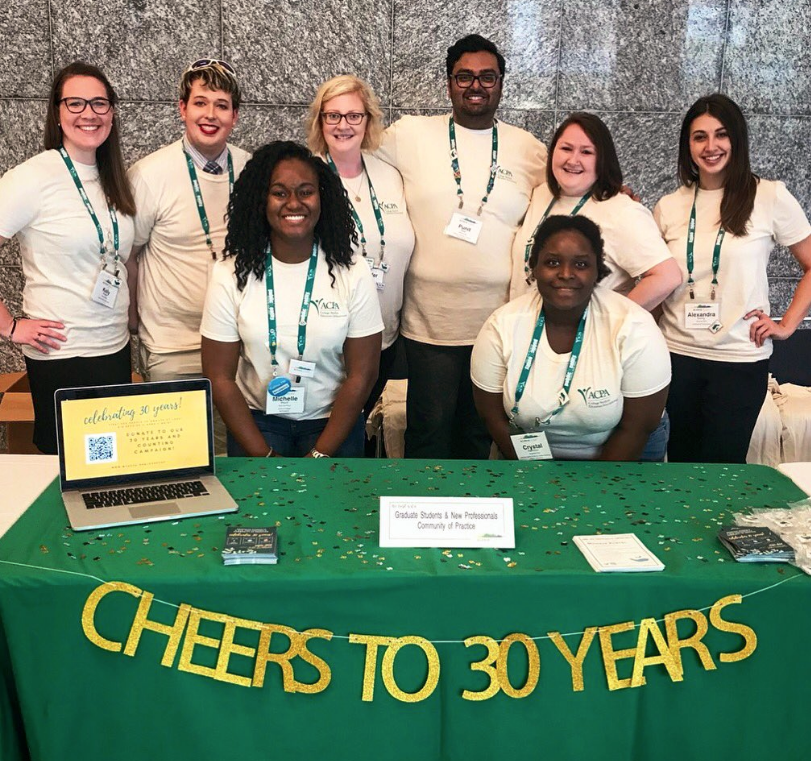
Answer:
[{"left": 55, "top": 379, "right": 214, "bottom": 489}]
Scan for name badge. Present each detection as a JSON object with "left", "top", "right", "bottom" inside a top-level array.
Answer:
[
  {"left": 444, "top": 212, "right": 483, "bottom": 245},
  {"left": 266, "top": 383, "right": 306, "bottom": 414},
  {"left": 510, "top": 431, "right": 553, "bottom": 461},
  {"left": 685, "top": 302, "right": 721, "bottom": 332},
  {"left": 91, "top": 271, "right": 121, "bottom": 309},
  {"left": 289, "top": 358, "right": 316, "bottom": 378},
  {"left": 371, "top": 266, "right": 386, "bottom": 291}
]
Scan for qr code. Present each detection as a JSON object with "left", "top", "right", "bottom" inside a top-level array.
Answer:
[{"left": 84, "top": 433, "right": 117, "bottom": 464}]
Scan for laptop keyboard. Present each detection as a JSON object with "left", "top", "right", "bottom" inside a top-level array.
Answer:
[{"left": 82, "top": 481, "right": 210, "bottom": 509}]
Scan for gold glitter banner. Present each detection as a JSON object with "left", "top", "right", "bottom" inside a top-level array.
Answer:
[{"left": 81, "top": 581, "right": 758, "bottom": 701}]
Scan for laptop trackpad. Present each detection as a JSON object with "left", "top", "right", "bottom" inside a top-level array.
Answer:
[{"left": 130, "top": 503, "right": 182, "bottom": 519}]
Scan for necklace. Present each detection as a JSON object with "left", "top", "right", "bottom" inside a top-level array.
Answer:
[{"left": 343, "top": 169, "right": 366, "bottom": 202}]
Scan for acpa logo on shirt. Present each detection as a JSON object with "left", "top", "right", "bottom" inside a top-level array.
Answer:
[
  {"left": 577, "top": 386, "right": 615, "bottom": 408},
  {"left": 380, "top": 201, "right": 403, "bottom": 215},
  {"left": 310, "top": 298, "right": 347, "bottom": 318}
]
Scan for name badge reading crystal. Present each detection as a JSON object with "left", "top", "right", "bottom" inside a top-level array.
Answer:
[{"left": 510, "top": 431, "right": 553, "bottom": 461}]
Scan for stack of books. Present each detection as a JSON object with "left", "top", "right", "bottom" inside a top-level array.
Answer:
[
  {"left": 222, "top": 526, "right": 279, "bottom": 565},
  {"left": 718, "top": 526, "right": 794, "bottom": 563}
]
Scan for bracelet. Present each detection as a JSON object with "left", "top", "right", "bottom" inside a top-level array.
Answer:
[
  {"left": 309, "top": 448, "right": 330, "bottom": 458},
  {"left": 4, "top": 317, "right": 19, "bottom": 341},
  {"left": 265, "top": 447, "right": 275, "bottom": 458}
]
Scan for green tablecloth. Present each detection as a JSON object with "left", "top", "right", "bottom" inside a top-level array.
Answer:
[{"left": 1, "top": 459, "right": 809, "bottom": 761}]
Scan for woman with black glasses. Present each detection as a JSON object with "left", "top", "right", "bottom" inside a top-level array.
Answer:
[
  {"left": 305, "top": 75, "right": 414, "bottom": 419},
  {"left": 0, "top": 61, "right": 136, "bottom": 453}
]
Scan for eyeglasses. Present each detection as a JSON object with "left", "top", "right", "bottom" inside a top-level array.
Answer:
[
  {"left": 59, "top": 97, "right": 113, "bottom": 115},
  {"left": 450, "top": 73, "right": 502, "bottom": 89},
  {"left": 321, "top": 112, "right": 367, "bottom": 126},
  {"left": 185, "top": 58, "right": 237, "bottom": 76}
]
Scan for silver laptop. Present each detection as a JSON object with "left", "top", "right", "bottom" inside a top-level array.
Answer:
[{"left": 55, "top": 379, "right": 237, "bottom": 531}]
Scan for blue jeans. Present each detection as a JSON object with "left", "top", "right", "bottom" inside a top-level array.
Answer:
[
  {"left": 227, "top": 410, "right": 365, "bottom": 458},
  {"left": 639, "top": 411, "right": 670, "bottom": 463}
]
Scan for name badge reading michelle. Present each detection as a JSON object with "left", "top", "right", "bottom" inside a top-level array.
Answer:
[
  {"left": 510, "top": 431, "right": 553, "bottom": 461},
  {"left": 91, "top": 271, "right": 121, "bottom": 309},
  {"left": 444, "top": 212, "right": 483, "bottom": 245},
  {"left": 266, "top": 378, "right": 305, "bottom": 414},
  {"left": 685, "top": 302, "right": 721, "bottom": 332},
  {"left": 379, "top": 496, "right": 515, "bottom": 548},
  {"left": 289, "top": 358, "right": 316, "bottom": 378}
]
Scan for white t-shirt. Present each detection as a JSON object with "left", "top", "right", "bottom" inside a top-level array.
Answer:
[
  {"left": 654, "top": 180, "right": 811, "bottom": 362},
  {"left": 509, "top": 185, "right": 674, "bottom": 300},
  {"left": 377, "top": 114, "right": 547, "bottom": 345},
  {"left": 0, "top": 150, "right": 135, "bottom": 360},
  {"left": 201, "top": 251, "right": 383, "bottom": 420},
  {"left": 129, "top": 139, "right": 251, "bottom": 354},
  {"left": 471, "top": 288, "right": 671, "bottom": 460},
  {"left": 331, "top": 152, "right": 414, "bottom": 350}
]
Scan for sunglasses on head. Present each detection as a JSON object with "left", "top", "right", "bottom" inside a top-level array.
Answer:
[{"left": 185, "top": 58, "right": 236, "bottom": 76}]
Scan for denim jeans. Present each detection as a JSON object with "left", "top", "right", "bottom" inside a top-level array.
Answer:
[
  {"left": 639, "top": 411, "right": 670, "bottom": 463},
  {"left": 227, "top": 410, "right": 365, "bottom": 458}
]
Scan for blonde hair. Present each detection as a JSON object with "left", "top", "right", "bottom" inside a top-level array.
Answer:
[{"left": 306, "top": 75, "right": 384, "bottom": 155}]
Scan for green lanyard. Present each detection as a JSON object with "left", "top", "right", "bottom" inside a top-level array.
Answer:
[
  {"left": 59, "top": 147, "right": 120, "bottom": 274},
  {"left": 184, "top": 149, "right": 234, "bottom": 259},
  {"left": 686, "top": 187, "right": 725, "bottom": 300},
  {"left": 325, "top": 153, "right": 386, "bottom": 264},
  {"left": 448, "top": 117, "right": 499, "bottom": 216},
  {"left": 265, "top": 242, "right": 319, "bottom": 375},
  {"left": 523, "top": 192, "right": 591, "bottom": 277},
  {"left": 511, "top": 306, "right": 588, "bottom": 428}
]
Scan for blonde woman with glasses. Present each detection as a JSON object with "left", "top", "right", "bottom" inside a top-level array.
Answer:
[{"left": 306, "top": 75, "right": 414, "bottom": 421}]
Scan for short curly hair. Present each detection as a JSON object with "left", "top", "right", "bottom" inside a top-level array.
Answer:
[
  {"left": 223, "top": 141, "right": 357, "bottom": 291},
  {"left": 528, "top": 215, "right": 611, "bottom": 283}
]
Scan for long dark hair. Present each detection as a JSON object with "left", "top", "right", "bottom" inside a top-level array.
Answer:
[
  {"left": 547, "top": 112, "right": 622, "bottom": 201},
  {"left": 677, "top": 93, "right": 758, "bottom": 236},
  {"left": 224, "top": 141, "right": 357, "bottom": 291},
  {"left": 44, "top": 61, "right": 135, "bottom": 216}
]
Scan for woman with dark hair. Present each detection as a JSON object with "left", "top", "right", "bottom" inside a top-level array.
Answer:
[
  {"left": 472, "top": 215, "right": 670, "bottom": 461},
  {"left": 510, "top": 112, "right": 681, "bottom": 309},
  {"left": 201, "top": 141, "right": 383, "bottom": 458},
  {"left": 655, "top": 93, "right": 811, "bottom": 463},
  {"left": 0, "top": 61, "right": 136, "bottom": 454}
]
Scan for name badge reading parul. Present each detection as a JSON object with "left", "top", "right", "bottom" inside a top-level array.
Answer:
[
  {"left": 685, "top": 302, "right": 721, "bottom": 332},
  {"left": 91, "top": 271, "right": 121, "bottom": 309},
  {"left": 266, "top": 381, "right": 305, "bottom": 414},
  {"left": 444, "top": 212, "right": 483, "bottom": 245},
  {"left": 288, "top": 358, "right": 316, "bottom": 378},
  {"left": 510, "top": 431, "right": 553, "bottom": 461}
]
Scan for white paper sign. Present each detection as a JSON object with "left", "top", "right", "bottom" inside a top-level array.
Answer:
[
  {"left": 444, "top": 212, "right": 483, "bottom": 244},
  {"left": 379, "top": 496, "right": 514, "bottom": 548}
]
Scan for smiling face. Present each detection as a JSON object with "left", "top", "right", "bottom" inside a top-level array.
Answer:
[
  {"left": 447, "top": 51, "right": 503, "bottom": 129},
  {"left": 321, "top": 91, "right": 367, "bottom": 160},
  {"left": 266, "top": 158, "right": 321, "bottom": 246},
  {"left": 179, "top": 79, "right": 239, "bottom": 160},
  {"left": 58, "top": 75, "right": 114, "bottom": 164},
  {"left": 689, "top": 113, "right": 731, "bottom": 189},
  {"left": 533, "top": 229, "right": 598, "bottom": 312},
  {"left": 551, "top": 124, "right": 598, "bottom": 197}
]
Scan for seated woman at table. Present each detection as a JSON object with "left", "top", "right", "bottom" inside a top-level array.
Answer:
[
  {"left": 201, "top": 141, "right": 383, "bottom": 458},
  {"left": 472, "top": 215, "right": 670, "bottom": 461},
  {"left": 509, "top": 112, "right": 681, "bottom": 309},
  {"left": 305, "top": 74, "right": 414, "bottom": 417},
  {"left": 0, "top": 61, "right": 136, "bottom": 454}
]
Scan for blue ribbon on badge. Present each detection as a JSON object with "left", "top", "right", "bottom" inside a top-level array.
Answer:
[{"left": 268, "top": 377, "right": 292, "bottom": 397}]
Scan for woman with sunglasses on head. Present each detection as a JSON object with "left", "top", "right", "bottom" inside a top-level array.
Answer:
[
  {"left": 201, "top": 141, "right": 383, "bottom": 458},
  {"left": 473, "top": 215, "right": 670, "bottom": 461},
  {"left": 0, "top": 61, "right": 135, "bottom": 454},
  {"left": 305, "top": 75, "right": 414, "bottom": 420},
  {"left": 655, "top": 93, "right": 811, "bottom": 463},
  {"left": 510, "top": 112, "right": 681, "bottom": 461}
]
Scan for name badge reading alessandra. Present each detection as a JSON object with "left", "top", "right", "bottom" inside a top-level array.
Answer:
[
  {"left": 266, "top": 379, "right": 305, "bottom": 414},
  {"left": 91, "top": 271, "right": 121, "bottom": 309},
  {"left": 685, "top": 302, "right": 721, "bottom": 332},
  {"left": 444, "top": 212, "right": 483, "bottom": 245},
  {"left": 510, "top": 431, "right": 553, "bottom": 461}
]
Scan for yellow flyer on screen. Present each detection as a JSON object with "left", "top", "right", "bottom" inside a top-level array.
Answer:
[{"left": 60, "top": 390, "right": 209, "bottom": 481}]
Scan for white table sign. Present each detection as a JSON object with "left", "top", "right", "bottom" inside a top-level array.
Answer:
[{"left": 379, "top": 496, "right": 515, "bottom": 548}]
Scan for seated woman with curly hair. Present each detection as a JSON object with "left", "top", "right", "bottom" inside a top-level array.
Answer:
[{"left": 201, "top": 141, "right": 383, "bottom": 458}]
